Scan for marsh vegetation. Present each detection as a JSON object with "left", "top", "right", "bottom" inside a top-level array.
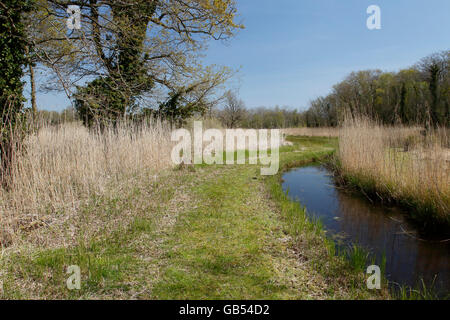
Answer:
[
  {"left": 337, "top": 118, "right": 449, "bottom": 231},
  {"left": 0, "top": 1, "right": 448, "bottom": 301}
]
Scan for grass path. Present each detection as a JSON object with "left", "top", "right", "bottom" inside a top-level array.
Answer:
[
  {"left": 151, "top": 165, "right": 325, "bottom": 299},
  {"left": 0, "top": 137, "right": 387, "bottom": 299}
]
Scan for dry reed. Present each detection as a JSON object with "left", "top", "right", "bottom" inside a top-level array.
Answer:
[
  {"left": 0, "top": 120, "right": 174, "bottom": 247},
  {"left": 337, "top": 117, "right": 449, "bottom": 228}
]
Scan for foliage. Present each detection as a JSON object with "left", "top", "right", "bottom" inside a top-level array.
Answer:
[
  {"left": 0, "top": 0, "right": 33, "bottom": 181},
  {"left": 74, "top": 77, "right": 151, "bottom": 127},
  {"left": 157, "top": 87, "right": 206, "bottom": 125},
  {"left": 32, "top": 0, "right": 243, "bottom": 125},
  {"left": 241, "top": 106, "right": 304, "bottom": 129},
  {"left": 303, "top": 51, "right": 450, "bottom": 127}
]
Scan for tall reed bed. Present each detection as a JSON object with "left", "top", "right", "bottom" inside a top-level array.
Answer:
[
  {"left": 337, "top": 117, "right": 449, "bottom": 230},
  {"left": 0, "top": 120, "right": 174, "bottom": 247}
]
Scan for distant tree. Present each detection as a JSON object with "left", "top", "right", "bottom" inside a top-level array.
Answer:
[
  {"left": 218, "top": 91, "right": 246, "bottom": 128},
  {"left": 417, "top": 52, "right": 449, "bottom": 126},
  {"left": 36, "top": 107, "right": 78, "bottom": 125},
  {"left": 239, "top": 106, "right": 303, "bottom": 129}
]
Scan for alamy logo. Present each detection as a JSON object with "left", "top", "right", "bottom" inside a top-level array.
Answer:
[
  {"left": 171, "top": 122, "right": 280, "bottom": 176},
  {"left": 367, "top": 5, "right": 381, "bottom": 30},
  {"left": 366, "top": 265, "right": 381, "bottom": 289},
  {"left": 67, "top": 5, "right": 81, "bottom": 30},
  {"left": 66, "top": 265, "right": 81, "bottom": 290}
]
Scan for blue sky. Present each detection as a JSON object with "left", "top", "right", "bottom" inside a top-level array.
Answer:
[{"left": 32, "top": 0, "right": 450, "bottom": 111}]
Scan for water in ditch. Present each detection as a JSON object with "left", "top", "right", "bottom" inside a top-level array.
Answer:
[{"left": 282, "top": 165, "right": 450, "bottom": 297}]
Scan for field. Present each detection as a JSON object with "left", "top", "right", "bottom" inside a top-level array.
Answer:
[
  {"left": 1, "top": 0, "right": 448, "bottom": 304},
  {"left": 0, "top": 123, "right": 387, "bottom": 299},
  {"left": 1, "top": 119, "right": 448, "bottom": 299}
]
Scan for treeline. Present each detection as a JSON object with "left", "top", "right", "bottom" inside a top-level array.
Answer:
[
  {"left": 216, "top": 50, "right": 449, "bottom": 129},
  {"left": 214, "top": 91, "right": 304, "bottom": 129},
  {"left": 239, "top": 107, "right": 303, "bottom": 128},
  {"left": 303, "top": 51, "right": 449, "bottom": 127},
  {"left": 35, "top": 108, "right": 78, "bottom": 125}
]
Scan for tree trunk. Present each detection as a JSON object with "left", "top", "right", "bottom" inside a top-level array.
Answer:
[
  {"left": 29, "top": 62, "right": 37, "bottom": 115},
  {"left": 25, "top": 46, "right": 37, "bottom": 117}
]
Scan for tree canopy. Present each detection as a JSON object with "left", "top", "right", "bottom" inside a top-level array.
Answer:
[
  {"left": 303, "top": 51, "right": 450, "bottom": 127},
  {"left": 0, "top": 0, "right": 33, "bottom": 182},
  {"left": 30, "top": 0, "right": 243, "bottom": 125}
]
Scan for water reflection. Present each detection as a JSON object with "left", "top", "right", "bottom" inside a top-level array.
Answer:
[{"left": 282, "top": 165, "right": 449, "bottom": 296}]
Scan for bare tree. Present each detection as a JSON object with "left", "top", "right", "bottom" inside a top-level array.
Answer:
[{"left": 219, "top": 91, "right": 246, "bottom": 128}]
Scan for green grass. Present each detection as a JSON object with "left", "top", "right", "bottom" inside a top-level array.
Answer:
[
  {"left": 1, "top": 201, "right": 154, "bottom": 299},
  {"left": 0, "top": 171, "right": 184, "bottom": 299},
  {"left": 395, "top": 282, "right": 441, "bottom": 300},
  {"left": 151, "top": 165, "right": 299, "bottom": 299}
]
